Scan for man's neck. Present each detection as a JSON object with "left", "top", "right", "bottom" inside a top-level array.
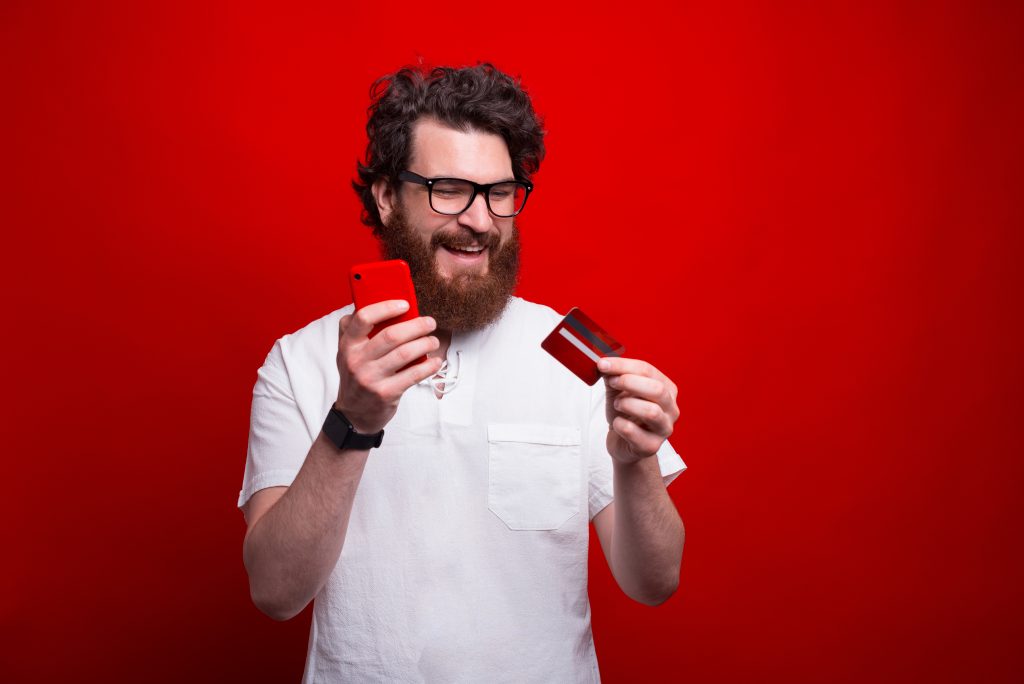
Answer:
[
  {"left": 427, "top": 329, "right": 453, "bottom": 400},
  {"left": 430, "top": 329, "right": 453, "bottom": 363}
]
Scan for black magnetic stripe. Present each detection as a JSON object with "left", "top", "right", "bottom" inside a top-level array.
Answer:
[{"left": 564, "top": 313, "right": 617, "bottom": 355}]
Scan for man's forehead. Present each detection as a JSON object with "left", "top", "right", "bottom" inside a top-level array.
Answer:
[{"left": 408, "top": 117, "right": 514, "bottom": 182}]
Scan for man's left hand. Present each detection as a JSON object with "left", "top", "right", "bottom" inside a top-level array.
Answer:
[{"left": 598, "top": 357, "right": 680, "bottom": 465}]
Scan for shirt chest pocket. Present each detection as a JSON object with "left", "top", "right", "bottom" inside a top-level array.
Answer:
[{"left": 487, "top": 423, "right": 583, "bottom": 531}]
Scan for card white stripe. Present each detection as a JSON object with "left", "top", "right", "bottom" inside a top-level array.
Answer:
[{"left": 559, "top": 327, "right": 602, "bottom": 363}]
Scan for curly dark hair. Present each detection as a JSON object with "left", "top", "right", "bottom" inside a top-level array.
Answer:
[{"left": 353, "top": 63, "right": 546, "bottom": 233}]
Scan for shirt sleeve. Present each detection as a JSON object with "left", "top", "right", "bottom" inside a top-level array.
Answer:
[
  {"left": 586, "top": 377, "right": 687, "bottom": 520},
  {"left": 237, "top": 339, "right": 315, "bottom": 508}
]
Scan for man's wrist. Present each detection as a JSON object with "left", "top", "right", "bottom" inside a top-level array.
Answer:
[
  {"left": 332, "top": 402, "right": 383, "bottom": 435},
  {"left": 612, "top": 453, "right": 661, "bottom": 476},
  {"left": 323, "top": 406, "right": 385, "bottom": 451}
]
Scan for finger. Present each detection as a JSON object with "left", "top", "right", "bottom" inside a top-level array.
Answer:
[
  {"left": 339, "top": 314, "right": 352, "bottom": 335},
  {"left": 611, "top": 416, "right": 665, "bottom": 456},
  {"left": 345, "top": 300, "right": 411, "bottom": 340},
  {"left": 376, "top": 334, "right": 441, "bottom": 375},
  {"left": 598, "top": 356, "right": 660, "bottom": 380},
  {"left": 380, "top": 354, "right": 445, "bottom": 396},
  {"left": 601, "top": 358, "right": 679, "bottom": 403},
  {"left": 365, "top": 315, "right": 438, "bottom": 358},
  {"left": 612, "top": 396, "right": 674, "bottom": 437},
  {"left": 606, "top": 373, "right": 664, "bottom": 400}
]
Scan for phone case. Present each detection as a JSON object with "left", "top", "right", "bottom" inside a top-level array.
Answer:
[{"left": 349, "top": 259, "right": 421, "bottom": 339}]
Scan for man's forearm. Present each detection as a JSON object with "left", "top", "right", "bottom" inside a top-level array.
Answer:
[
  {"left": 243, "top": 432, "right": 369, "bottom": 620},
  {"left": 610, "top": 456, "right": 685, "bottom": 605}
]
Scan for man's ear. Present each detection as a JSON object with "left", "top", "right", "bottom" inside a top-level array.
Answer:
[{"left": 372, "top": 178, "right": 397, "bottom": 226}]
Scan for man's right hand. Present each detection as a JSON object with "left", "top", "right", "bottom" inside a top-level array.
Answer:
[{"left": 334, "top": 300, "right": 444, "bottom": 435}]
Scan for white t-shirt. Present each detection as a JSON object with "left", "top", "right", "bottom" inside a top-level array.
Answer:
[{"left": 239, "top": 297, "right": 686, "bottom": 683}]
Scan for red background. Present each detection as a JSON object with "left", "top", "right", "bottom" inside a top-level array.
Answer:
[{"left": 3, "top": 1, "right": 1023, "bottom": 681}]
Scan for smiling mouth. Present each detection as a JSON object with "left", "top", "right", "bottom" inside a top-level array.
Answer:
[{"left": 441, "top": 244, "right": 488, "bottom": 257}]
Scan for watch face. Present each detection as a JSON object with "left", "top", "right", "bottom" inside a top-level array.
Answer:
[
  {"left": 322, "top": 408, "right": 348, "bottom": 450},
  {"left": 325, "top": 408, "right": 383, "bottom": 450}
]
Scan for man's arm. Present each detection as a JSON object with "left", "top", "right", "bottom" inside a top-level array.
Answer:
[
  {"left": 241, "top": 301, "right": 442, "bottom": 620},
  {"left": 592, "top": 465, "right": 684, "bottom": 606},
  {"left": 591, "top": 356, "right": 685, "bottom": 606},
  {"left": 241, "top": 436, "right": 371, "bottom": 620}
]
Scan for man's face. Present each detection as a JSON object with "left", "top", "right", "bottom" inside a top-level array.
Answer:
[{"left": 374, "top": 118, "right": 521, "bottom": 332}]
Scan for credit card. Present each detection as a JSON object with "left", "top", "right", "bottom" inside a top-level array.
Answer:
[{"left": 541, "top": 307, "right": 625, "bottom": 385}]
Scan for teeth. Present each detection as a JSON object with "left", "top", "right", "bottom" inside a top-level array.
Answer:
[{"left": 450, "top": 245, "right": 484, "bottom": 253}]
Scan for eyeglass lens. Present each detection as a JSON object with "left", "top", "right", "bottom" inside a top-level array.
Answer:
[{"left": 430, "top": 180, "right": 527, "bottom": 217}]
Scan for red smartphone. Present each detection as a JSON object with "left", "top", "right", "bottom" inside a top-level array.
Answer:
[
  {"left": 349, "top": 259, "right": 421, "bottom": 338},
  {"left": 349, "top": 259, "right": 429, "bottom": 370}
]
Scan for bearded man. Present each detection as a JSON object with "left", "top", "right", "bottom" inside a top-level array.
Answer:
[{"left": 238, "top": 64, "right": 686, "bottom": 683}]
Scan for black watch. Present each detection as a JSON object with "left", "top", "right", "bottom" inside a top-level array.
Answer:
[{"left": 323, "top": 407, "right": 385, "bottom": 451}]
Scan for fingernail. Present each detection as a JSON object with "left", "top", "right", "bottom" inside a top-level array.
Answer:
[
  {"left": 598, "top": 359, "right": 611, "bottom": 371},
  {"left": 396, "top": 300, "right": 410, "bottom": 311}
]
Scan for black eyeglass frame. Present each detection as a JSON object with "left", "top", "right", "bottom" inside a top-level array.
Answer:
[{"left": 398, "top": 170, "right": 533, "bottom": 218}]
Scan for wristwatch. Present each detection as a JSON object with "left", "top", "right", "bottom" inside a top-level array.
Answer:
[{"left": 323, "top": 406, "right": 385, "bottom": 450}]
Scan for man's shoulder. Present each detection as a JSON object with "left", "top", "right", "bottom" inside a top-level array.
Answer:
[
  {"left": 501, "top": 296, "right": 564, "bottom": 330},
  {"left": 270, "top": 304, "right": 354, "bottom": 368},
  {"left": 286, "top": 304, "right": 354, "bottom": 340},
  {"left": 481, "top": 297, "right": 568, "bottom": 356}
]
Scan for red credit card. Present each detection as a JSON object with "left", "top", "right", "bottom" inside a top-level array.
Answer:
[{"left": 541, "top": 307, "right": 625, "bottom": 385}]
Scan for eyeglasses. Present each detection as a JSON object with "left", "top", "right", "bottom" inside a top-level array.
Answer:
[{"left": 398, "top": 170, "right": 533, "bottom": 218}]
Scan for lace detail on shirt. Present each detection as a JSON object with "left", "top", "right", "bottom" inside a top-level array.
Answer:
[{"left": 419, "top": 350, "right": 462, "bottom": 395}]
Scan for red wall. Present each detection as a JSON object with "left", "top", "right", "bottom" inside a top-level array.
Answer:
[{"left": 4, "top": 1, "right": 1022, "bottom": 681}]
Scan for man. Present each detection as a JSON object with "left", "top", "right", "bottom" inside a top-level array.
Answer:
[{"left": 239, "top": 63, "right": 686, "bottom": 683}]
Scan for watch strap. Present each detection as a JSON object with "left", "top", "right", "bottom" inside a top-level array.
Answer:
[{"left": 323, "top": 407, "right": 385, "bottom": 450}]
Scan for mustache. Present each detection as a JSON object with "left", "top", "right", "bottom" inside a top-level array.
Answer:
[{"left": 430, "top": 229, "right": 501, "bottom": 251}]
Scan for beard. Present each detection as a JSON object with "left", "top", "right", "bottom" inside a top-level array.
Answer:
[{"left": 378, "top": 204, "right": 521, "bottom": 332}]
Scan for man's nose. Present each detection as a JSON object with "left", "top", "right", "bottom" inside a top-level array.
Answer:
[{"left": 457, "top": 192, "right": 493, "bottom": 234}]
